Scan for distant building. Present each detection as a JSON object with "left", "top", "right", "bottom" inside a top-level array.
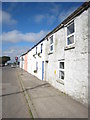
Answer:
[{"left": 20, "top": 2, "right": 90, "bottom": 105}]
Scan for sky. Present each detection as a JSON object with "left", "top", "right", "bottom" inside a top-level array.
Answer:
[{"left": 1, "top": 2, "right": 83, "bottom": 62}]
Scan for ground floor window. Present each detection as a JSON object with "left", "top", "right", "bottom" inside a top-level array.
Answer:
[
  {"left": 36, "top": 62, "right": 38, "bottom": 71},
  {"left": 59, "top": 61, "right": 65, "bottom": 80}
]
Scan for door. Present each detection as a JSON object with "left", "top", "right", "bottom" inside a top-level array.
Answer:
[{"left": 42, "top": 61, "right": 44, "bottom": 80}]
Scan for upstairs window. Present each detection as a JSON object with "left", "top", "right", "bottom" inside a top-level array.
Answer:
[
  {"left": 50, "top": 35, "right": 53, "bottom": 52},
  {"left": 67, "top": 22, "right": 75, "bottom": 46},
  {"left": 41, "top": 43, "right": 43, "bottom": 53},
  {"left": 36, "top": 47, "right": 37, "bottom": 54},
  {"left": 59, "top": 62, "right": 65, "bottom": 80}
]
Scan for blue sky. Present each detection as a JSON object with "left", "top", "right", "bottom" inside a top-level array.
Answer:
[{"left": 1, "top": 2, "right": 83, "bottom": 61}]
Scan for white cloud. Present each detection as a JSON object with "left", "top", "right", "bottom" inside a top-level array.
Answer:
[
  {"left": 34, "top": 3, "right": 60, "bottom": 24},
  {"left": 50, "top": 3, "right": 60, "bottom": 15},
  {"left": 34, "top": 15, "right": 45, "bottom": 23},
  {"left": 34, "top": 14, "right": 56, "bottom": 25},
  {"left": 2, "top": 46, "right": 30, "bottom": 62},
  {"left": 2, "top": 30, "right": 49, "bottom": 43},
  {"left": 34, "top": 4, "right": 60, "bottom": 25},
  {"left": 58, "top": 6, "right": 78, "bottom": 22},
  {"left": 47, "top": 15, "right": 56, "bottom": 25},
  {"left": 0, "top": 10, "right": 17, "bottom": 25}
]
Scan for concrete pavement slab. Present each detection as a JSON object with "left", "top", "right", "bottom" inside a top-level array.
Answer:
[{"left": 17, "top": 68, "right": 88, "bottom": 118}]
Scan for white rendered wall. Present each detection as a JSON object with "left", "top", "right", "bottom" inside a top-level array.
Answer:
[
  {"left": 45, "top": 9, "right": 88, "bottom": 105},
  {"left": 20, "top": 8, "right": 88, "bottom": 105},
  {"left": 27, "top": 40, "right": 46, "bottom": 80}
]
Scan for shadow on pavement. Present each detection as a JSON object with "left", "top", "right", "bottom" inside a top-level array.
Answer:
[{"left": 1, "top": 83, "right": 49, "bottom": 97}]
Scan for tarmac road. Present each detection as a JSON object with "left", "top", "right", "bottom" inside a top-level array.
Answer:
[{"left": 2, "top": 66, "right": 31, "bottom": 118}]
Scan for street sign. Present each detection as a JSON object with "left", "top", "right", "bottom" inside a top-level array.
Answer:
[{"left": 15, "top": 57, "right": 18, "bottom": 60}]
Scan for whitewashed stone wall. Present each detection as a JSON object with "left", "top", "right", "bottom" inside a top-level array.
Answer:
[
  {"left": 19, "top": 56, "right": 25, "bottom": 70},
  {"left": 45, "top": 9, "right": 88, "bottom": 105},
  {"left": 65, "top": 10, "right": 88, "bottom": 104},
  {"left": 27, "top": 40, "right": 46, "bottom": 80},
  {"left": 20, "top": 8, "right": 88, "bottom": 105}
]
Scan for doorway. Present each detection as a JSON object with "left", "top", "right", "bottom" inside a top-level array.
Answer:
[{"left": 42, "top": 61, "right": 44, "bottom": 80}]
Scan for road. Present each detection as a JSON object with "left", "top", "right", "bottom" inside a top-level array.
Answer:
[{"left": 2, "top": 66, "right": 31, "bottom": 118}]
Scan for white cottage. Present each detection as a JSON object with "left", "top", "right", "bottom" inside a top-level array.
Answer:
[
  {"left": 27, "top": 39, "right": 46, "bottom": 80},
  {"left": 20, "top": 2, "right": 89, "bottom": 105},
  {"left": 20, "top": 54, "right": 25, "bottom": 70},
  {"left": 45, "top": 2, "right": 89, "bottom": 105}
]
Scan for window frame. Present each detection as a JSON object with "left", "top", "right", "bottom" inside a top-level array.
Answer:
[
  {"left": 59, "top": 61, "right": 65, "bottom": 80},
  {"left": 41, "top": 43, "right": 43, "bottom": 53},
  {"left": 66, "top": 21, "right": 75, "bottom": 46},
  {"left": 36, "top": 62, "right": 38, "bottom": 71},
  {"left": 50, "top": 35, "right": 54, "bottom": 52},
  {"left": 36, "top": 47, "right": 37, "bottom": 54}
]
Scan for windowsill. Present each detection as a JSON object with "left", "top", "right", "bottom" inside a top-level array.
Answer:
[
  {"left": 38, "top": 52, "right": 42, "bottom": 56},
  {"left": 45, "top": 60, "right": 48, "bottom": 63},
  {"left": 34, "top": 70, "right": 37, "bottom": 73},
  {"left": 33, "top": 53, "right": 37, "bottom": 56},
  {"left": 38, "top": 51, "right": 42, "bottom": 54},
  {"left": 48, "top": 52, "right": 53, "bottom": 55},
  {"left": 64, "top": 44, "right": 75, "bottom": 50},
  {"left": 33, "top": 54, "right": 36, "bottom": 58},
  {"left": 56, "top": 79, "right": 64, "bottom": 85}
]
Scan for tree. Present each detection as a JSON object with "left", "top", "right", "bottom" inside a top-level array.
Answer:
[{"left": 0, "top": 56, "right": 11, "bottom": 64}]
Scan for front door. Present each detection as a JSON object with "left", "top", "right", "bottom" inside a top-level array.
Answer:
[{"left": 42, "top": 61, "right": 44, "bottom": 80}]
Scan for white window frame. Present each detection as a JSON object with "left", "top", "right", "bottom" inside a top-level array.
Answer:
[
  {"left": 59, "top": 61, "right": 65, "bottom": 80},
  {"left": 50, "top": 35, "right": 53, "bottom": 52},
  {"left": 36, "top": 47, "right": 37, "bottom": 54},
  {"left": 66, "top": 21, "right": 75, "bottom": 46},
  {"left": 41, "top": 43, "right": 43, "bottom": 53},
  {"left": 36, "top": 62, "right": 38, "bottom": 71}
]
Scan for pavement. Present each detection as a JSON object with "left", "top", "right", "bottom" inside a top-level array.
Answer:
[
  {"left": 17, "top": 68, "right": 88, "bottom": 118},
  {"left": 2, "top": 66, "right": 31, "bottom": 118}
]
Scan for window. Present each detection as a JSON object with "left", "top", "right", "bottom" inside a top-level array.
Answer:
[
  {"left": 59, "top": 62, "right": 65, "bottom": 80},
  {"left": 41, "top": 43, "right": 43, "bottom": 53},
  {"left": 36, "top": 62, "right": 38, "bottom": 71},
  {"left": 36, "top": 47, "right": 37, "bottom": 54},
  {"left": 67, "top": 22, "right": 75, "bottom": 46},
  {"left": 50, "top": 36, "right": 53, "bottom": 52}
]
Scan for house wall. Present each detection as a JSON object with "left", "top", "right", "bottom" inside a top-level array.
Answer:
[
  {"left": 64, "top": 9, "right": 88, "bottom": 104},
  {"left": 23, "top": 56, "right": 25, "bottom": 70},
  {"left": 19, "top": 56, "right": 22, "bottom": 68},
  {"left": 45, "top": 30, "right": 66, "bottom": 92},
  {"left": 24, "top": 54, "right": 28, "bottom": 71},
  {"left": 27, "top": 48, "right": 36, "bottom": 75},
  {"left": 20, "top": 56, "right": 25, "bottom": 69},
  {"left": 19, "top": 6, "right": 89, "bottom": 105},
  {"left": 27, "top": 40, "right": 46, "bottom": 80},
  {"left": 45, "top": 9, "right": 88, "bottom": 105},
  {"left": 35, "top": 41, "right": 46, "bottom": 80}
]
